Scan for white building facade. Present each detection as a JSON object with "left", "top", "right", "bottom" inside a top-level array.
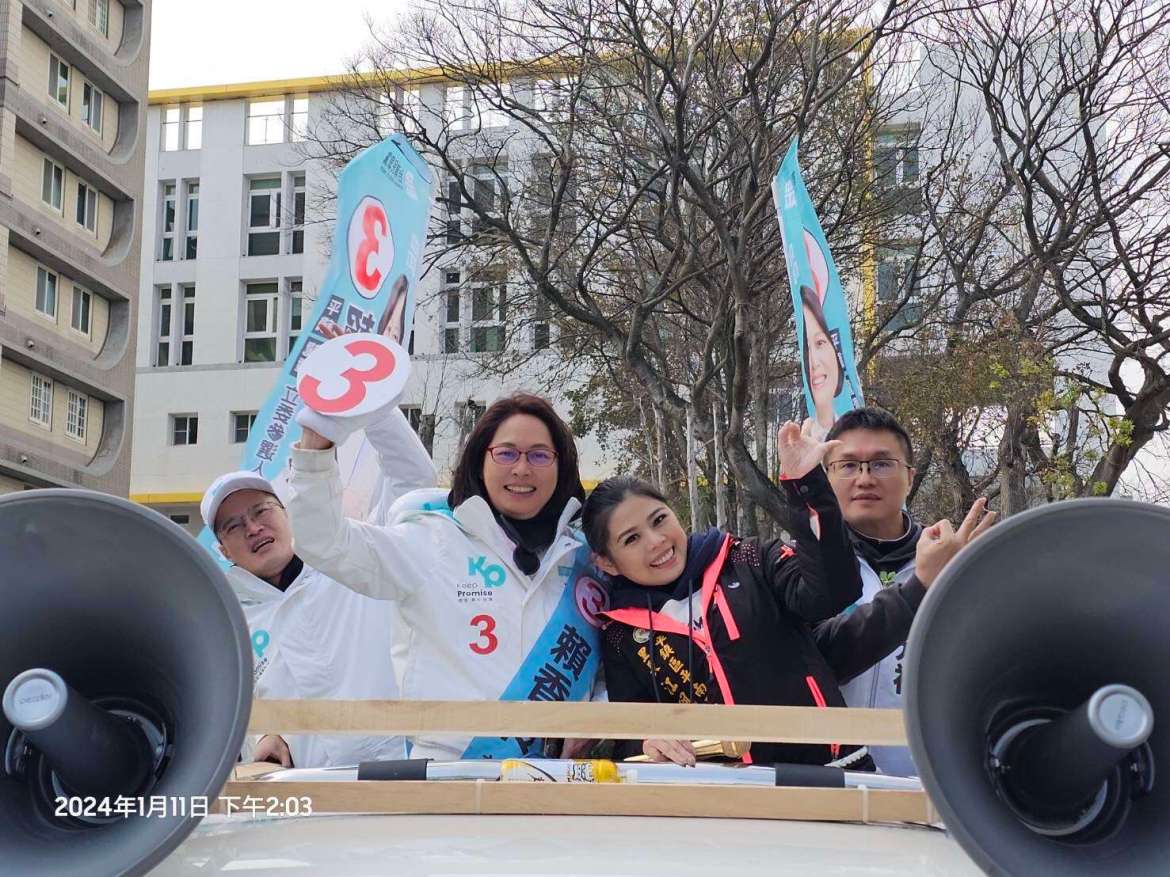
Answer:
[{"left": 130, "top": 78, "right": 612, "bottom": 531}]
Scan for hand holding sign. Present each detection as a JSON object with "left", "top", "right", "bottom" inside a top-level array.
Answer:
[{"left": 295, "top": 333, "right": 411, "bottom": 448}]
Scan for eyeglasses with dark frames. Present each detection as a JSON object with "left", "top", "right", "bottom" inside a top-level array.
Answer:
[
  {"left": 825, "top": 458, "right": 910, "bottom": 480},
  {"left": 486, "top": 445, "right": 558, "bottom": 468}
]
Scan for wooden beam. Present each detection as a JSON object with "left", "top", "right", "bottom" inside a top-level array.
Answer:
[
  {"left": 247, "top": 700, "right": 908, "bottom": 746},
  {"left": 216, "top": 780, "right": 936, "bottom": 825}
]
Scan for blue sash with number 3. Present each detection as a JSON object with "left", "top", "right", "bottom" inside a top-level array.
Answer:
[{"left": 461, "top": 544, "right": 605, "bottom": 759}]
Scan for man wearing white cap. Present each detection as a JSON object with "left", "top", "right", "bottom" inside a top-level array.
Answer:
[{"left": 203, "top": 408, "right": 435, "bottom": 768}]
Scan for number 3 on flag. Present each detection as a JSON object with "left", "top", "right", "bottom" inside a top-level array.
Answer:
[
  {"left": 297, "top": 333, "right": 411, "bottom": 417},
  {"left": 348, "top": 196, "right": 394, "bottom": 300}
]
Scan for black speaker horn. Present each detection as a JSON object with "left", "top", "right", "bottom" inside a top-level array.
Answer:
[
  {"left": 905, "top": 498, "right": 1168, "bottom": 876},
  {"left": 0, "top": 489, "right": 251, "bottom": 877}
]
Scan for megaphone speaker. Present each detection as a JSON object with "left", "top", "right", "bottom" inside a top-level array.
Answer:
[
  {"left": 905, "top": 498, "right": 1168, "bottom": 876},
  {"left": 0, "top": 489, "right": 251, "bottom": 876}
]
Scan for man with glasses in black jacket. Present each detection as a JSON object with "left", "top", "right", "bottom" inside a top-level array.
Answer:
[{"left": 813, "top": 407, "right": 994, "bottom": 775}]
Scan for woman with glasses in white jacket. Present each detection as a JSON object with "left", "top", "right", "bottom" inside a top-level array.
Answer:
[{"left": 287, "top": 393, "right": 606, "bottom": 761}]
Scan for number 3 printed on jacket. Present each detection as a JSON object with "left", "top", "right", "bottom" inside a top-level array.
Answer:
[{"left": 469, "top": 614, "right": 498, "bottom": 655}]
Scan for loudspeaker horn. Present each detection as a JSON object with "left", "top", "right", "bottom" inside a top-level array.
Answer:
[
  {"left": 905, "top": 498, "right": 1167, "bottom": 875},
  {"left": 0, "top": 489, "right": 251, "bottom": 876}
]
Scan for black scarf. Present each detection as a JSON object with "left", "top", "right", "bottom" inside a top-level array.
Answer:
[
  {"left": 608, "top": 527, "right": 727, "bottom": 611},
  {"left": 848, "top": 512, "right": 921, "bottom": 576},
  {"left": 496, "top": 500, "right": 567, "bottom": 575},
  {"left": 275, "top": 554, "right": 305, "bottom": 592}
]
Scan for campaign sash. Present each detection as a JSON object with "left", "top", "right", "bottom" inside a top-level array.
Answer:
[{"left": 462, "top": 544, "right": 607, "bottom": 759}]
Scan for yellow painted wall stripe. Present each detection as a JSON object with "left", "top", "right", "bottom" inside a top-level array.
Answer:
[{"left": 129, "top": 492, "right": 203, "bottom": 505}]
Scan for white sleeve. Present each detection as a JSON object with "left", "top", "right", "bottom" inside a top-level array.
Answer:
[
  {"left": 363, "top": 407, "right": 438, "bottom": 526},
  {"left": 285, "top": 446, "right": 418, "bottom": 601}
]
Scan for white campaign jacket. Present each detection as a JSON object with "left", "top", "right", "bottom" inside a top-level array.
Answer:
[
  {"left": 233, "top": 563, "right": 407, "bottom": 768},
  {"left": 838, "top": 556, "right": 918, "bottom": 777},
  {"left": 286, "top": 448, "right": 594, "bottom": 761},
  {"left": 233, "top": 408, "right": 436, "bottom": 768}
]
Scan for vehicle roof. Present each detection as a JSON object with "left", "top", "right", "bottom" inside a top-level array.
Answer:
[{"left": 156, "top": 813, "right": 980, "bottom": 876}]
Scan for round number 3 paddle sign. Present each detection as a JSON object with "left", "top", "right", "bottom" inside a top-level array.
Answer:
[
  {"left": 348, "top": 196, "right": 395, "bottom": 300},
  {"left": 297, "top": 334, "right": 411, "bottom": 418}
]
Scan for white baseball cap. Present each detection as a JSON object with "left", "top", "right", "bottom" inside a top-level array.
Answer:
[{"left": 201, "top": 471, "right": 277, "bottom": 532}]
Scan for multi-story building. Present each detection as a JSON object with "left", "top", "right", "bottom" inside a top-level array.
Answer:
[
  {"left": 130, "top": 77, "right": 610, "bottom": 531},
  {"left": 0, "top": 0, "right": 151, "bottom": 495}
]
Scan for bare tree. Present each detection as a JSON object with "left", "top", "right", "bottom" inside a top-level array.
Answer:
[{"left": 308, "top": 0, "right": 936, "bottom": 528}]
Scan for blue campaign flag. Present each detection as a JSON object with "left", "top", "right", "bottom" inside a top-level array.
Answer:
[
  {"left": 198, "top": 134, "right": 433, "bottom": 553},
  {"left": 771, "top": 139, "right": 864, "bottom": 434}
]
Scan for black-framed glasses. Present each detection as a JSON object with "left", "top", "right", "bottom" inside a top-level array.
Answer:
[
  {"left": 217, "top": 500, "right": 282, "bottom": 537},
  {"left": 825, "top": 458, "right": 910, "bottom": 480},
  {"left": 487, "top": 446, "right": 558, "bottom": 468}
]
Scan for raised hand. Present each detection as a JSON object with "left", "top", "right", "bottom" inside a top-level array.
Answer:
[
  {"left": 778, "top": 418, "right": 842, "bottom": 480},
  {"left": 915, "top": 497, "right": 997, "bottom": 587}
]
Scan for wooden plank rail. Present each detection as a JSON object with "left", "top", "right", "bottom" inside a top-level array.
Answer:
[
  {"left": 248, "top": 699, "right": 908, "bottom": 746},
  {"left": 215, "top": 780, "right": 938, "bottom": 826}
]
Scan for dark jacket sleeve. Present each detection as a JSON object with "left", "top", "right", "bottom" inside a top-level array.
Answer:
[
  {"left": 601, "top": 623, "right": 656, "bottom": 761},
  {"left": 813, "top": 575, "right": 927, "bottom": 684},
  {"left": 763, "top": 467, "right": 863, "bottom": 622}
]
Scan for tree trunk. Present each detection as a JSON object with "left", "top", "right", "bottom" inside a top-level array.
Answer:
[
  {"left": 713, "top": 401, "right": 727, "bottom": 529},
  {"left": 686, "top": 405, "right": 703, "bottom": 531}
]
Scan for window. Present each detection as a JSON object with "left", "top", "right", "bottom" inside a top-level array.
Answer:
[
  {"left": 470, "top": 275, "right": 507, "bottom": 353},
  {"left": 445, "top": 178, "right": 463, "bottom": 244},
  {"left": 874, "top": 131, "right": 921, "bottom": 213},
  {"left": 379, "top": 86, "right": 421, "bottom": 136},
  {"left": 184, "top": 182, "right": 199, "bottom": 258},
  {"left": 66, "top": 390, "right": 87, "bottom": 442},
  {"left": 443, "top": 270, "right": 461, "bottom": 352},
  {"left": 42, "top": 159, "right": 64, "bottom": 211},
  {"left": 247, "top": 98, "right": 286, "bottom": 145},
  {"left": 89, "top": 0, "right": 109, "bottom": 37},
  {"left": 153, "top": 284, "right": 195, "bottom": 366},
  {"left": 159, "top": 182, "right": 175, "bottom": 260},
  {"left": 457, "top": 399, "right": 485, "bottom": 432},
  {"left": 446, "top": 86, "right": 507, "bottom": 132},
  {"left": 179, "top": 285, "right": 195, "bottom": 365},
  {"left": 532, "top": 77, "right": 569, "bottom": 122},
  {"left": 49, "top": 55, "right": 69, "bottom": 109},
  {"left": 467, "top": 164, "right": 505, "bottom": 236},
  {"left": 171, "top": 414, "right": 198, "bottom": 446},
  {"left": 445, "top": 86, "right": 469, "bottom": 130},
  {"left": 290, "top": 97, "right": 308, "bottom": 142},
  {"left": 287, "top": 279, "right": 304, "bottom": 355},
  {"left": 186, "top": 105, "right": 202, "bottom": 149},
  {"left": 247, "top": 178, "right": 281, "bottom": 255},
  {"left": 243, "top": 282, "right": 279, "bottom": 362},
  {"left": 876, "top": 247, "right": 923, "bottom": 331},
  {"left": 291, "top": 174, "right": 305, "bottom": 254},
  {"left": 162, "top": 105, "right": 180, "bottom": 151},
  {"left": 231, "top": 412, "right": 257, "bottom": 444},
  {"left": 402, "top": 405, "right": 423, "bottom": 433},
  {"left": 35, "top": 266, "right": 58, "bottom": 319},
  {"left": 169, "top": 514, "right": 190, "bottom": 526},
  {"left": 71, "top": 286, "right": 91, "bottom": 335},
  {"left": 155, "top": 286, "right": 172, "bottom": 365},
  {"left": 534, "top": 295, "right": 550, "bottom": 350},
  {"left": 76, "top": 181, "right": 98, "bottom": 233},
  {"left": 29, "top": 374, "right": 52, "bottom": 427},
  {"left": 81, "top": 82, "right": 103, "bottom": 134},
  {"left": 161, "top": 104, "right": 200, "bottom": 151}
]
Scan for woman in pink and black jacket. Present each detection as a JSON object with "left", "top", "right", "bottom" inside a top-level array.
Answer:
[{"left": 583, "top": 420, "right": 918, "bottom": 769}]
